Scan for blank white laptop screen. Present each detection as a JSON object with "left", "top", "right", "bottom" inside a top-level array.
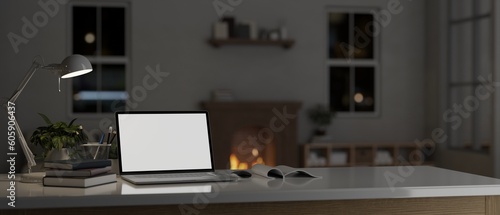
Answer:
[{"left": 117, "top": 112, "right": 213, "bottom": 173}]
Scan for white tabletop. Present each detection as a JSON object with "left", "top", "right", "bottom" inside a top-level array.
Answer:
[{"left": 3, "top": 166, "right": 500, "bottom": 209}]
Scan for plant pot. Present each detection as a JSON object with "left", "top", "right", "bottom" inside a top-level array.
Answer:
[
  {"left": 44, "top": 148, "right": 73, "bottom": 161},
  {"left": 314, "top": 128, "right": 327, "bottom": 136}
]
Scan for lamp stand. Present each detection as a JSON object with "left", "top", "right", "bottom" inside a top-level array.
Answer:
[
  {"left": 5, "top": 56, "right": 44, "bottom": 182},
  {"left": 5, "top": 55, "right": 93, "bottom": 183}
]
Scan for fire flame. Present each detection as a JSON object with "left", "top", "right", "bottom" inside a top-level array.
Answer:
[{"left": 229, "top": 153, "right": 265, "bottom": 170}]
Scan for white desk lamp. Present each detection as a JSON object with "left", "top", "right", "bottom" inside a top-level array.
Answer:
[{"left": 5, "top": 55, "right": 92, "bottom": 181}]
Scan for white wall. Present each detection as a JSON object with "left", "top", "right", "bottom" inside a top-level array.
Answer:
[{"left": 0, "top": 0, "right": 427, "bottom": 171}]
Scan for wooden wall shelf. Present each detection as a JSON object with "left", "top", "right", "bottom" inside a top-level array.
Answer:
[
  {"left": 208, "top": 39, "right": 295, "bottom": 49},
  {"left": 302, "top": 143, "right": 434, "bottom": 167}
]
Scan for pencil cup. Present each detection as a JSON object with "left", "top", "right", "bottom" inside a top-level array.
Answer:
[{"left": 82, "top": 143, "right": 111, "bottom": 160}]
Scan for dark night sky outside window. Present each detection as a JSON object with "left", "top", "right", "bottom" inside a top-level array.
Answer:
[
  {"left": 71, "top": 5, "right": 128, "bottom": 114},
  {"left": 328, "top": 10, "right": 378, "bottom": 115}
]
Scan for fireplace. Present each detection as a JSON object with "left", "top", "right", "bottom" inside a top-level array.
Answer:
[
  {"left": 229, "top": 125, "right": 276, "bottom": 169},
  {"left": 202, "top": 101, "right": 302, "bottom": 169}
]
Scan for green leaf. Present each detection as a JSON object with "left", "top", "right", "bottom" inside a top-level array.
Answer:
[
  {"left": 68, "top": 118, "right": 77, "bottom": 126},
  {"left": 38, "top": 113, "right": 52, "bottom": 125},
  {"left": 30, "top": 114, "right": 89, "bottom": 157}
]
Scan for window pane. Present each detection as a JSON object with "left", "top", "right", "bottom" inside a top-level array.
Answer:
[
  {"left": 478, "top": 0, "right": 491, "bottom": 15},
  {"left": 450, "top": 22, "right": 473, "bottom": 83},
  {"left": 450, "top": 0, "right": 473, "bottom": 20},
  {"left": 328, "top": 13, "right": 349, "bottom": 59},
  {"left": 72, "top": 64, "right": 127, "bottom": 113},
  {"left": 449, "top": 86, "right": 474, "bottom": 148},
  {"left": 73, "top": 7, "right": 97, "bottom": 55},
  {"left": 101, "top": 65, "right": 127, "bottom": 112},
  {"left": 476, "top": 90, "right": 492, "bottom": 150},
  {"left": 330, "top": 67, "right": 350, "bottom": 111},
  {"left": 353, "top": 14, "right": 374, "bottom": 59},
  {"left": 354, "top": 67, "right": 375, "bottom": 112},
  {"left": 73, "top": 64, "right": 98, "bottom": 113},
  {"left": 478, "top": 18, "right": 491, "bottom": 79},
  {"left": 102, "top": 7, "right": 125, "bottom": 56}
]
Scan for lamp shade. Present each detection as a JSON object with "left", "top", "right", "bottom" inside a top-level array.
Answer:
[{"left": 60, "top": 54, "right": 93, "bottom": 79}]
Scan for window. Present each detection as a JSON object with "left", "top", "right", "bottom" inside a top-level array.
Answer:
[
  {"left": 70, "top": 3, "right": 129, "bottom": 114},
  {"left": 446, "top": 0, "right": 492, "bottom": 151},
  {"left": 327, "top": 9, "right": 379, "bottom": 115}
]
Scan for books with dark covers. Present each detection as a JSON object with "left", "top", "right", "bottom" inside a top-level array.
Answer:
[
  {"left": 43, "top": 182, "right": 117, "bottom": 195},
  {"left": 251, "top": 164, "right": 320, "bottom": 179},
  {"left": 44, "top": 159, "right": 111, "bottom": 170},
  {"left": 45, "top": 166, "right": 112, "bottom": 177},
  {"left": 43, "top": 173, "right": 117, "bottom": 188}
]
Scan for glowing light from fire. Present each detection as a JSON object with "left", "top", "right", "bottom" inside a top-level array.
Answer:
[
  {"left": 252, "top": 148, "right": 259, "bottom": 157},
  {"left": 230, "top": 154, "right": 239, "bottom": 170},
  {"left": 229, "top": 151, "right": 265, "bottom": 170}
]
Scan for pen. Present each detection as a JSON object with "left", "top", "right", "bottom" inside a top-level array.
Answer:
[
  {"left": 98, "top": 132, "right": 105, "bottom": 144},
  {"left": 106, "top": 126, "right": 112, "bottom": 144},
  {"left": 95, "top": 132, "right": 105, "bottom": 159},
  {"left": 109, "top": 130, "right": 117, "bottom": 144}
]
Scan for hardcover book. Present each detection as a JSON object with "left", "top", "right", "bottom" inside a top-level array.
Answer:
[
  {"left": 45, "top": 166, "right": 112, "bottom": 177},
  {"left": 43, "top": 182, "right": 117, "bottom": 195},
  {"left": 43, "top": 173, "right": 117, "bottom": 188},
  {"left": 44, "top": 159, "right": 111, "bottom": 170}
]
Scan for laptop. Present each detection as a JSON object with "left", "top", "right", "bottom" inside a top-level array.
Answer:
[{"left": 115, "top": 111, "right": 237, "bottom": 185}]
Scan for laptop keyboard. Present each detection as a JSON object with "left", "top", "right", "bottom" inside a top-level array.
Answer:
[{"left": 134, "top": 172, "right": 215, "bottom": 178}]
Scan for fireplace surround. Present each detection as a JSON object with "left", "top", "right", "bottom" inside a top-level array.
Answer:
[{"left": 202, "top": 101, "right": 302, "bottom": 169}]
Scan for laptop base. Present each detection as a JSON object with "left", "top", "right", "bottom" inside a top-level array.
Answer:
[{"left": 121, "top": 172, "right": 239, "bottom": 185}]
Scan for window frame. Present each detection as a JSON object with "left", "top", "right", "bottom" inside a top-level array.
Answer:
[
  {"left": 445, "top": 0, "right": 494, "bottom": 151},
  {"left": 66, "top": 1, "right": 131, "bottom": 118},
  {"left": 326, "top": 7, "right": 381, "bottom": 118}
]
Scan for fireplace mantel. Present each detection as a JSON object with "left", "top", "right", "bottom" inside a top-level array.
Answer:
[{"left": 202, "top": 101, "right": 302, "bottom": 169}]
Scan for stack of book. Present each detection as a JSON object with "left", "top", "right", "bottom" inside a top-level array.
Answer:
[{"left": 43, "top": 159, "right": 117, "bottom": 188}]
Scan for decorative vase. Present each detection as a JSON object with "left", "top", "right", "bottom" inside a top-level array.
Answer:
[
  {"left": 314, "top": 126, "right": 327, "bottom": 136},
  {"left": 44, "top": 148, "right": 73, "bottom": 161}
]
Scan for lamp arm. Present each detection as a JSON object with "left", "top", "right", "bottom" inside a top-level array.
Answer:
[
  {"left": 3, "top": 55, "right": 92, "bottom": 175},
  {"left": 4, "top": 56, "right": 45, "bottom": 173},
  {"left": 14, "top": 119, "right": 36, "bottom": 172},
  {"left": 2, "top": 105, "right": 37, "bottom": 172},
  {"left": 8, "top": 57, "right": 44, "bottom": 103}
]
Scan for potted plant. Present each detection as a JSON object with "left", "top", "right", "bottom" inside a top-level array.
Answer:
[
  {"left": 307, "top": 104, "right": 334, "bottom": 136},
  {"left": 30, "top": 113, "right": 88, "bottom": 160}
]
